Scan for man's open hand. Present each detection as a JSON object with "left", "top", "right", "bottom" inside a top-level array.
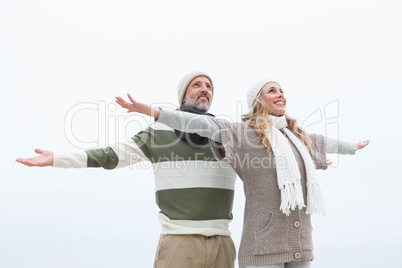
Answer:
[{"left": 16, "top": 149, "right": 54, "bottom": 167}]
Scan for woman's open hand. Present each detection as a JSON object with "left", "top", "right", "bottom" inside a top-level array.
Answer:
[
  {"left": 355, "top": 139, "right": 370, "bottom": 150},
  {"left": 115, "top": 93, "right": 160, "bottom": 119}
]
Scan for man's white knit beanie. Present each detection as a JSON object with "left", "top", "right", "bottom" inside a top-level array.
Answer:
[
  {"left": 247, "top": 79, "right": 276, "bottom": 109},
  {"left": 177, "top": 71, "right": 213, "bottom": 104}
]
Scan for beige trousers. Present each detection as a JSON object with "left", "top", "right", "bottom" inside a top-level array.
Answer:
[{"left": 153, "top": 234, "right": 236, "bottom": 268}]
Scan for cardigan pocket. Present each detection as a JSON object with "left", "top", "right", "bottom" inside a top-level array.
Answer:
[{"left": 253, "top": 212, "right": 290, "bottom": 255}]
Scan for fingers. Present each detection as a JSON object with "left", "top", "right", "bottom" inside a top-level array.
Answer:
[
  {"left": 115, "top": 96, "right": 125, "bottom": 102},
  {"left": 356, "top": 139, "right": 370, "bottom": 150},
  {"left": 115, "top": 99, "right": 126, "bottom": 108},
  {"left": 115, "top": 96, "right": 129, "bottom": 107},
  {"left": 15, "top": 158, "right": 34, "bottom": 166},
  {"left": 363, "top": 139, "right": 370, "bottom": 145},
  {"left": 115, "top": 96, "right": 123, "bottom": 104},
  {"left": 127, "top": 93, "right": 135, "bottom": 103},
  {"left": 116, "top": 95, "right": 136, "bottom": 113},
  {"left": 16, "top": 153, "right": 38, "bottom": 164}
]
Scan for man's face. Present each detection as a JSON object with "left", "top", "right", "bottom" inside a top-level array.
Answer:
[{"left": 182, "top": 76, "right": 213, "bottom": 113}]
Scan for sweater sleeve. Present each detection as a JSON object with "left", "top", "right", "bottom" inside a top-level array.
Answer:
[
  {"left": 325, "top": 137, "right": 356, "bottom": 155},
  {"left": 53, "top": 152, "right": 88, "bottom": 168},
  {"left": 53, "top": 140, "right": 148, "bottom": 169},
  {"left": 308, "top": 133, "right": 328, "bottom": 170},
  {"left": 157, "top": 108, "right": 222, "bottom": 142},
  {"left": 209, "top": 120, "right": 240, "bottom": 165}
]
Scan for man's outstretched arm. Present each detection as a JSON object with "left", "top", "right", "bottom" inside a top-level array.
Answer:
[{"left": 16, "top": 141, "right": 148, "bottom": 169}]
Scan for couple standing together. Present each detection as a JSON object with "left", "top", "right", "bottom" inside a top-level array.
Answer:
[{"left": 17, "top": 71, "right": 369, "bottom": 268}]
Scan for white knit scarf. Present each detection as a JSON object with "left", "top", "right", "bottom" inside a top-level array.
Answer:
[{"left": 266, "top": 115, "right": 325, "bottom": 216}]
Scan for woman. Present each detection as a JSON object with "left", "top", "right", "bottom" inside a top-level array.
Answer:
[{"left": 115, "top": 79, "right": 369, "bottom": 268}]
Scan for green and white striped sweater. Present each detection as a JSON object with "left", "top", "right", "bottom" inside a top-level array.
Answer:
[{"left": 53, "top": 122, "right": 236, "bottom": 236}]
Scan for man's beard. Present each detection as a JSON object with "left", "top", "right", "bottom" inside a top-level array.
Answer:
[{"left": 183, "top": 94, "right": 211, "bottom": 113}]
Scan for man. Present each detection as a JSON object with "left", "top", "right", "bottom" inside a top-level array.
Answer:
[{"left": 16, "top": 71, "right": 237, "bottom": 268}]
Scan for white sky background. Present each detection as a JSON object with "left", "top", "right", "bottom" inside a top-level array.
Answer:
[{"left": 1, "top": 0, "right": 401, "bottom": 267}]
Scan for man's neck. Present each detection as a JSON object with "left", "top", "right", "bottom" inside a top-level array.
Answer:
[{"left": 180, "top": 105, "right": 209, "bottom": 114}]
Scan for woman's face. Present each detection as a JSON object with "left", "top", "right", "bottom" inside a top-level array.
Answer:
[{"left": 260, "top": 82, "right": 286, "bottom": 116}]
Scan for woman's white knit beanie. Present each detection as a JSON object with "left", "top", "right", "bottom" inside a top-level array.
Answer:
[
  {"left": 247, "top": 79, "right": 276, "bottom": 109},
  {"left": 177, "top": 71, "right": 213, "bottom": 105}
]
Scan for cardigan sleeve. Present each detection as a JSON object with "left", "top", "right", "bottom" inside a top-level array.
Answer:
[
  {"left": 326, "top": 137, "right": 356, "bottom": 154},
  {"left": 209, "top": 120, "right": 242, "bottom": 167},
  {"left": 308, "top": 133, "right": 328, "bottom": 170},
  {"left": 157, "top": 108, "right": 222, "bottom": 142}
]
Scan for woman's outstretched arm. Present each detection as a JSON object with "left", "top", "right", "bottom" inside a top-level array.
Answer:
[
  {"left": 115, "top": 94, "right": 222, "bottom": 142},
  {"left": 115, "top": 93, "right": 161, "bottom": 118},
  {"left": 326, "top": 137, "right": 370, "bottom": 154}
]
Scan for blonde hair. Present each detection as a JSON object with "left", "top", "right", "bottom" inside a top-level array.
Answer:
[{"left": 241, "top": 90, "right": 312, "bottom": 155}]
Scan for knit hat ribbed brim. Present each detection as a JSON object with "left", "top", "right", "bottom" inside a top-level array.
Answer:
[
  {"left": 247, "top": 79, "right": 276, "bottom": 109},
  {"left": 177, "top": 71, "right": 213, "bottom": 105}
]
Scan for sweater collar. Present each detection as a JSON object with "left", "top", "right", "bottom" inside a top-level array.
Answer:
[{"left": 173, "top": 106, "right": 215, "bottom": 148}]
